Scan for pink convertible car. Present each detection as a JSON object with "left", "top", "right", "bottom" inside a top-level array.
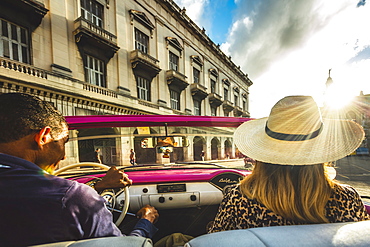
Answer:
[{"left": 51, "top": 115, "right": 370, "bottom": 247}]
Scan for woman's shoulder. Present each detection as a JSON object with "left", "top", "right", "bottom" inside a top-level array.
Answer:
[
  {"left": 333, "top": 183, "right": 358, "bottom": 193},
  {"left": 331, "top": 183, "right": 361, "bottom": 200},
  {"left": 326, "top": 182, "right": 369, "bottom": 222}
]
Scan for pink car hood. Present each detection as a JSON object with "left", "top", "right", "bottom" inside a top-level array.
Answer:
[
  {"left": 126, "top": 168, "right": 250, "bottom": 185},
  {"left": 73, "top": 168, "right": 251, "bottom": 185}
]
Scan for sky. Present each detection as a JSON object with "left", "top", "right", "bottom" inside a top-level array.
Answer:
[{"left": 173, "top": 0, "right": 370, "bottom": 118}]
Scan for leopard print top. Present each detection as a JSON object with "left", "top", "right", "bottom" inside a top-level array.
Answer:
[{"left": 208, "top": 184, "right": 370, "bottom": 233}]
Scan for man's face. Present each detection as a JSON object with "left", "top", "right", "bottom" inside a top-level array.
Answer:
[{"left": 38, "top": 124, "right": 69, "bottom": 173}]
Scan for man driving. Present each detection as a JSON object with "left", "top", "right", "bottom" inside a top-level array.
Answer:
[{"left": 0, "top": 93, "right": 159, "bottom": 246}]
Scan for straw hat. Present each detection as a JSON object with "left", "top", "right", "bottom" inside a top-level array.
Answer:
[{"left": 234, "top": 96, "right": 364, "bottom": 165}]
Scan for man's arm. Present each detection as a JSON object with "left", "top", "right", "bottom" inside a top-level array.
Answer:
[
  {"left": 63, "top": 182, "right": 122, "bottom": 239},
  {"left": 66, "top": 182, "right": 159, "bottom": 239},
  {"left": 93, "top": 166, "right": 132, "bottom": 193},
  {"left": 129, "top": 205, "right": 159, "bottom": 238}
]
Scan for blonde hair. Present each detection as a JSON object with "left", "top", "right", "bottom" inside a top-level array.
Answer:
[{"left": 240, "top": 162, "right": 335, "bottom": 223}]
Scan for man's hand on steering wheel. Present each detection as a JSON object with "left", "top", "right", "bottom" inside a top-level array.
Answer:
[{"left": 94, "top": 166, "right": 132, "bottom": 193}]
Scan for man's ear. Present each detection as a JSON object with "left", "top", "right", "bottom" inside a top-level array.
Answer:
[{"left": 34, "top": 127, "right": 53, "bottom": 147}]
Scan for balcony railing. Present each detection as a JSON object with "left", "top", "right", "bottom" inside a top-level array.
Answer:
[
  {"left": 190, "top": 83, "right": 207, "bottom": 92},
  {"left": 234, "top": 106, "right": 243, "bottom": 116},
  {"left": 83, "top": 83, "right": 118, "bottom": 98},
  {"left": 190, "top": 83, "right": 208, "bottom": 100},
  {"left": 222, "top": 100, "right": 234, "bottom": 112},
  {"left": 130, "top": 50, "right": 160, "bottom": 68},
  {"left": 208, "top": 93, "right": 222, "bottom": 107},
  {"left": 166, "top": 70, "right": 189, "bottom": 92},
  {"left": 138, "top": 99, "right": 159, "bottom": 109},
  {"left": 130, "top": 50, "right": 161, "bottom": 79},
  {"left": 242, "top": 110, "right": 250, "bottom": 118},
  {"left": 166, "top": 70, "right": 187, "bottom": 82},
  {"left": 74, "top": 17, "right": 117, "bottom": 44},
  {"left": 209, "top": 93, "right": 221, "bottom": 100},
  {"left": 0, "top": 58, "right": 48, "bottom": 79},
  {"left": 0, "top": 57, "right": 120, "bottom": 99}
]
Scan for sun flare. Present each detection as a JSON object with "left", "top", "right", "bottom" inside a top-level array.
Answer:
[{"left": 323, "top": 84, "right": 355, "bottom": 110}]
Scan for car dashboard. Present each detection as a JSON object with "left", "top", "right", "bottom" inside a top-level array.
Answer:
[{"left": 69, "top": 166, "right": 250, "bottom": 211}]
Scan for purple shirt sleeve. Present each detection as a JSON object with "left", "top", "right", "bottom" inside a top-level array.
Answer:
[
  {"left": 63, "top": 182, "right": 157, "bottom": 239},
  {"left": 63, "top": 182, "right": 122, "bottom": 239}
]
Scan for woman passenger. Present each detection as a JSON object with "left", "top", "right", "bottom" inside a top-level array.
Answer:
[{"left": 209, "top": 96, "right": 370, "bottom": 232}]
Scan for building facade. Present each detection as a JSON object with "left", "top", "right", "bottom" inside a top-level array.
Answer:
[{"left": 0, "top": 0, "right": 253, "bottom": 166}]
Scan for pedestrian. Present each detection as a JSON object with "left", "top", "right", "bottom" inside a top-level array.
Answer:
[
  {"left": 200, "top": 150, "right": 205, "bottom": 161},
  {"left": 94, "top": 148, "right": 102, "bottom": 164},
  {"left": 209, "top": 95, "right": 369, "bottom": 233},
  {"left": 130, "top": 148, "right": 136, "bottom": 165}
]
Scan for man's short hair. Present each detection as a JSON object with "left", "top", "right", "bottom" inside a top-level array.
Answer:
[{"left": 0, "top": 93, "right": 67, "bottom": 143}]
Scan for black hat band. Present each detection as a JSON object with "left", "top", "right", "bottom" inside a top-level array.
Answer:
[{"left": 265, "top": 123, "right": 323, "bottom": 141}]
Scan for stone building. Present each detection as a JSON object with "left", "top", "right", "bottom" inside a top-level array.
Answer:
[{"left": 0, "top": 0, "right": 253, "bottom": 166}]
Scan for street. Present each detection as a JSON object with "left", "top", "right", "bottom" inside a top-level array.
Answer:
[{"left": 335, "top": 155, "right": 370, "bottom": 200}]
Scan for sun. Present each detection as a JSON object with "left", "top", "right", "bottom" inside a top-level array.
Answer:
[{"left": 323, "top": 84, "right": 355, "bottom": 110}]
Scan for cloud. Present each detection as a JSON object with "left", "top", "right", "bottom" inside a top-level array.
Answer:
[
  {"left": 222, "top": 0, "right": 357, "bottom": 79},
  {"left": 173, "top": 0, "right": 234, "bottom": 44},
  {"left": 174, "top": 0, "right": 370, "bottom": 117},
  {"left": 217, "top": 0, "right": 370, "bottom": 117},
  {"left": 173, "top": 0, "right": 210, "bottom": 30}
]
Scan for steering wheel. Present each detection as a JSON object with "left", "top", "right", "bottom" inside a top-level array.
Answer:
[{"left": 53, "top": 162, "right": 130, "bottom": 226}]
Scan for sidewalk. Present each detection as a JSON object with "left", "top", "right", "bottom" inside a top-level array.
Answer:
[{"left": 335, "top": 155, "right": 370, "bottom": 199}]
